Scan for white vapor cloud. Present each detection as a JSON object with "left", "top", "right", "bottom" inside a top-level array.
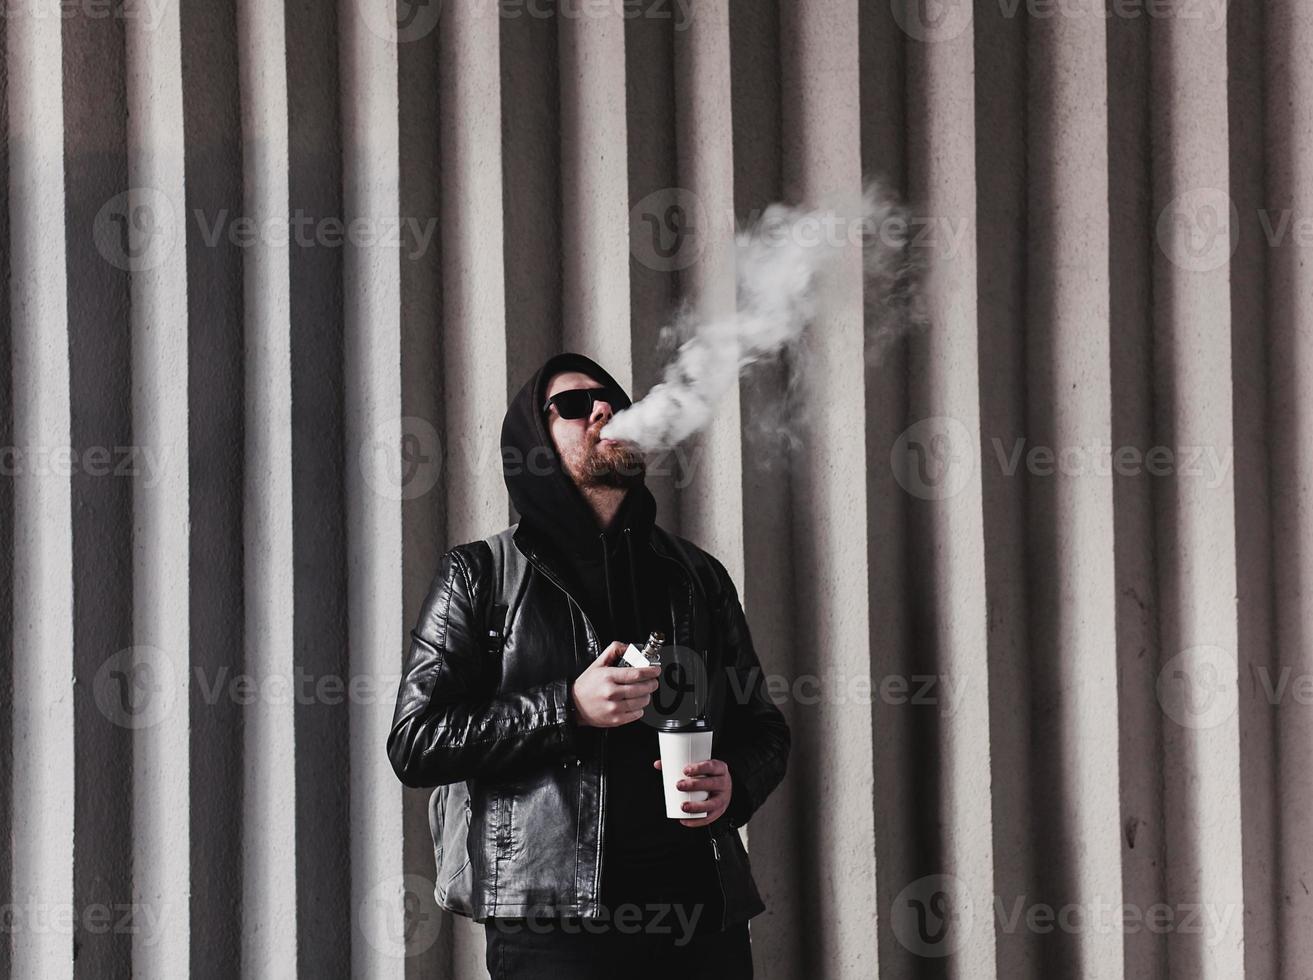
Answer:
[{"left": 601, "top": 180, "right": 922, "bottom": 453}]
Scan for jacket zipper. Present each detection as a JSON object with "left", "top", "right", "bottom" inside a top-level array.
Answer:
[
  {"left": 707, "top": 827, "right": 727, "bottom": 930},
  {"left": 520, "top": 536, "right": 723, "bottom": 925},
  {"left": 516, "top": 545, "right": 608, "bottom": 918},
  {"left": 566, "top": 591, "right": 606, "bottom": 919},
  {"left": 651, "top": 548, "right": 728, "bottom": 928}
]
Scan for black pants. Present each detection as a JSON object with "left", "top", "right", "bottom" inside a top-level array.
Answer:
[{"left": 484, "top": 915, "right": 754, "bottom": 980}]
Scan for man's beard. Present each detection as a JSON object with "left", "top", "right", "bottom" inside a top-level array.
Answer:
[{"left": 570, "top": 424, "right": 646, "bottom": 489}]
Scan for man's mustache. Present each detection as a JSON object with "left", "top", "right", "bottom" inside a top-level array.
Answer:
[{"left": 586, "top": 421, "right": 626, "bottom": 449}]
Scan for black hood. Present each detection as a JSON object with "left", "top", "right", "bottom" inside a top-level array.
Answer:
[
  {"left": 501, "top": 352, "right": 667, "bottom": 641},
  {"left": 501, "top": 354, "right": 661, "bottom": 639}
]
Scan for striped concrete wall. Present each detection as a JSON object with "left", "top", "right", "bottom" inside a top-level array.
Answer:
[{"left": 3, "top": 0, "right": 1309, "bottom": 978}]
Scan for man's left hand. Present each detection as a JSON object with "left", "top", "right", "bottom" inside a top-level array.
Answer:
[{"left": 654, "top": 758, "right": 732, "bottom": 827}]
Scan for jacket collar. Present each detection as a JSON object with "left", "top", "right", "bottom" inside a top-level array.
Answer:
[{"left": 513, "top": 522, "right": 705, "bottom": 651}]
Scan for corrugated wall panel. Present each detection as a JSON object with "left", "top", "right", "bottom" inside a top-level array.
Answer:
[
  {"left": 284, "top": 1, "right": 353, "bottom": 974},
  {"left": 673, "top": 0, "right": 742, "bottom": 578},
  {"left": 624, "top": 4, "right": 680, "bottom": 529},
  {"left": 559, "top": 0, "right": 631, "bottom": 376},
  {"left": 62, "top": 6, "right": 135, "bottom": 975},
  {"left": 1150, "top": 2, "right": 1247, "bottom": 976},
  {"left": 126, "top": 1, "right": 190, "bottom": 977},
  {"left": 1026, "top": 4, "right": 1124, "bottom": 978},
  {"left": 180, "top": 0, "right": 247, "bottom": 976},
  {"left": 0, "top": 7, "right": 11, "bottom": 976},
  {"left": 236, "top": 0, "right": 297, "bottom": 973},
  {"left": 780, "top": 2, "right": 881, "bottom": 977},
  {"left": 395, "top": 4, "right": 447, "bottom": 976},
  {"left": 858, "top": 2, "right": 916, "bottom": 977},
  {"left": 973, "top": 1, "right": 1034, "bottom": 977},
  {"left": 728, "top": 3, "right": 800, "bottom": 978},
  {"left": 1228, "top": 1, "right": 1278, "bottom": 978},
  {"left": 6, "top": 1, "right": 1313, "bottom": 977},
  {"left": 1106, "top": 8, "right": 1165, "bottom": 980},
  {"left": 340, "top": 1, "right": 404, "bottom": 978},
  {"left": 8, "top": 4, "right": 75, "bottom": 979},
  {"left": 439, "top": 1, "right": 510, "bottom": 974},
  {"left": 1268, "top": 2, "right": 1313, "bottom": 979},
  {"left": 904, "top": 2, "right": 999, "bottom": 977}
]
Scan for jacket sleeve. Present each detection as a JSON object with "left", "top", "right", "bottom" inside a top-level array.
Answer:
[
  {"left": 709, "top": 559, "right": 791, "bottom": 829},
  {"left": 387, "top": 545, "right": 579, "bottom": 788}
]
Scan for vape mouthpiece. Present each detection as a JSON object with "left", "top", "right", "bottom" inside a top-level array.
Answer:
[
  {"left": 621, "top": 631, "right": 665, "bottom": 669},
  {"left": 640, "top": 631, "right": 665, "bottom": 664}
]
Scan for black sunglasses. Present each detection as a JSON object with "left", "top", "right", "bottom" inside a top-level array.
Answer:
[{"left": 542, "top": 385, "right": 631, "bottom": 420}]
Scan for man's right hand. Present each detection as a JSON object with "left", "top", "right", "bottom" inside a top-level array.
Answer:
[{"left": 570, "top": 641, "right": 662, "bottom": 728}]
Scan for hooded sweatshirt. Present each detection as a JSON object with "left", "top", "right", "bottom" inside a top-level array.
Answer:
[{"left": 500, "top": 352, "right": 723, "bottom": 931}]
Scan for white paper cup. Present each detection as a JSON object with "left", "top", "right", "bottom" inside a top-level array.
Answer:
[{"left": 658, "top": 726, "right": 714, "bottom": 819}]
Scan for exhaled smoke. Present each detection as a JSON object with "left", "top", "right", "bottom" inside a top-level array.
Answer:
[{"left": 601, "top": 180, "right": 924, "bottom": 453}]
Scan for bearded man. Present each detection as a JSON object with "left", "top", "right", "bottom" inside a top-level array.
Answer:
[{"left": 387, "top": 352, "right": 790, "bottom": 979}]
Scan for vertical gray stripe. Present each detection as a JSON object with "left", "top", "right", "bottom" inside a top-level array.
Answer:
[
  {"left": 729, "top": 6, "right": 800, "bottom": 979},
  {"left": 1106, "top": 9, "right": 1165, "bottom": 980},
  {"left": 624, "top": 10, "right": 681, "bottom": 530},
  {"left": 858, "top": 2, "right": 918, "bottom": 977},
  {"left": 396, "top": 8, "right": 449, "bottom": 974},
  {"left": 502, "top": 0, "right": 564, "bottom": 407},
  {"left": 1264, "top": 0, "right": 1313, "bottom": 975},
  {"left": 1227, "top": 1, "right": 1277, "bottom": 977},
  {"left": 557, "top": 2, "right": 631, "bottom": 369},
  {"left": 179, "top": 0, "right": 246, "bottom": 975},
  {"left": 61, "top": 9, "right": 134, "bottom": 977},
  {"left": 283, "top": 1, "right": 351, "bottom": 974},
  {"left": 1150, "top": 1, "right": 1247, "bottom": 974},
  {"left": 779, "top": 1, "right": 885, "bottom": 976},
  {"left": 0, "top": 10, "right": 12, "bottom": 977}
]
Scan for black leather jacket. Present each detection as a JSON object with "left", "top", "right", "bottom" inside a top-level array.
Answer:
[{"left": 386, "top": 521, "right": 791, "bottom": 930}]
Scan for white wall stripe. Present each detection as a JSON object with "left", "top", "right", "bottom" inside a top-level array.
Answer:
[
  {"left": 340, "top": 0, "right": 405, "bottom": 977},
  {"left": 904, "top": 1, "right": 1000, "bottom": 976},
  {"left": 558, "top": 0, "right": 632, "bottom": 378},
  {"left": 673, "top": 0, "right": 743, "bottom": 583},
  {"left": 1150, "top": 3, "right": 1247, "bottom": 976},
  {"left": 438, "top": 1, "right": 509, "bottom": 973},
  {"left": 236, "top": 0, "right": 297, "bottom": 974},
  {"left": 7, "top": 3, "right": 74, "bottom": 977},
  {"left": 779, "top": 1, "right": 882, "bottom": 977},
  {"left": 125, "top": 0, "right": 191, "bottom": 975},
  {"left": 1025, "top": 4, "right": 1124, "bottom": 978}
]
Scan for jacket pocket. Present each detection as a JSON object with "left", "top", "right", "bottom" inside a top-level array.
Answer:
[
  {"left": 433, "top": 783, "right": 475, "bottom": 910},
  {"left": 428, "top": 784, "right": 448, "bottom": 867},
  {"left": 443, "top": 798, "right": 473, "bottom": 890}
]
